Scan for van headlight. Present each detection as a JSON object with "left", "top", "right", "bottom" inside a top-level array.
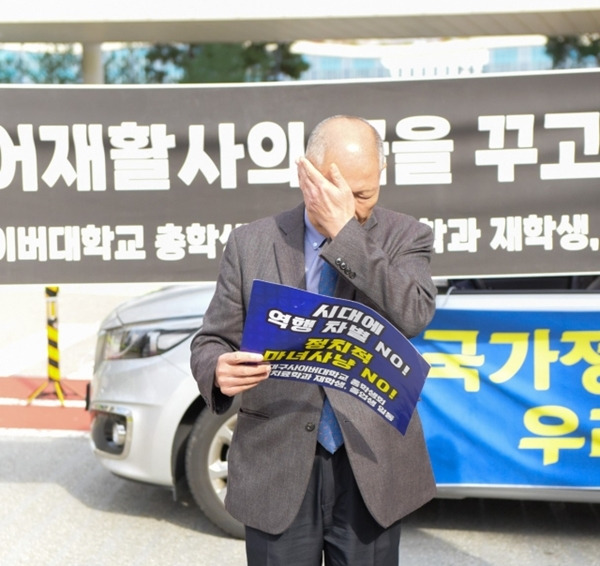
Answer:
[{"left": 97, "top": 317, "right": 203, "bottom": 362}]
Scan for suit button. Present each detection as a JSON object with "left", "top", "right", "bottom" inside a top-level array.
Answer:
[
  {"left": 305, "top": 422, "right": 315, "bottom": 432},
  {"left": 335, "top": 258, "right": 342, "bottom": 266}
]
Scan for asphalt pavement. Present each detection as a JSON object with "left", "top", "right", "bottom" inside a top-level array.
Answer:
[{"left": 1, "top": 429, "right": 599, "bottom": 566}]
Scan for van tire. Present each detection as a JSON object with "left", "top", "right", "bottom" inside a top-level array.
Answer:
[{"left": 185, "top": 401, "right": 244, "bottom": 539}]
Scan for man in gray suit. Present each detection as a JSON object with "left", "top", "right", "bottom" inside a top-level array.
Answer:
[{"left": 191, "top": 115, "right": 437, "bottom": 565}]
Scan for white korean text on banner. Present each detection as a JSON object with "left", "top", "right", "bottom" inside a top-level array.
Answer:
[{"left": 1, "top": 70, "right": 599, "bottom": 284}]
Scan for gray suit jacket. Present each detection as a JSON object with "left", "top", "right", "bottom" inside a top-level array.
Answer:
[{"left": 190, "top": 203, "right": 437, "bottom": 535}]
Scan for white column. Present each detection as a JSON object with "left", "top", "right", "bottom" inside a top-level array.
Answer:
[{"left": 81, "top": 42, "right": 104, "bottom": 84}]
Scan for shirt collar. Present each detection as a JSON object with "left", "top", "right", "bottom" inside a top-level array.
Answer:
[{"left": 304, "top": 209, "right": 325, "bottom": 250}]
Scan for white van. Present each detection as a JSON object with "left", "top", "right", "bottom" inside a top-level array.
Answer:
[{"left": 88, "top": 275, "right": 600, "bottom": 538}]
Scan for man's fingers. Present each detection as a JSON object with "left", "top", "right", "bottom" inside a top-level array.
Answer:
[
  {"left": 328, "top": 163, "right": 345, "bottom": 188},
  {"left": 220, "top": 352, "right": 270, "bottom": 376},
  {"left": 236, "top": 360, "right": 271, "bottom": 377},
  {"left": 298, "top": 157, "right": 328, "bottom": 190},
  {"left": 231, "top": 350, "right": 264, "bottom": 363},
  {"left": 217, "top": 371, "right": 270, "bottom": 397},
  {"left": 297, "top": 155, "right": 355, "bottom": 238},
  {"left": 215, "top": 351, "right": 270, "bottom": 396}
]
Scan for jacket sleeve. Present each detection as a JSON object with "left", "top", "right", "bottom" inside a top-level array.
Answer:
[
  {"left": 322, "top": 212, "right": 437, "bottom": 338},
  {"left": 190, "top": 228, "right": 245, "bottom": 414}
]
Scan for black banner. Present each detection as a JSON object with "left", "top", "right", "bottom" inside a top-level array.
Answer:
[{"left": 1, "top": 70, "right": 599, "bottom": 284}]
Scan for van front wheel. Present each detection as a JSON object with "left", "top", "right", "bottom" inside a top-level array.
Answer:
[{"left": 185, "top": 401, "right": 244, "bottom": 539}]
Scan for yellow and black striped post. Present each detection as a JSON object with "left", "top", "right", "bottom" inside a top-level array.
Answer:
[
  {"left": 45, "top": 286, "right": 61, "bottom": 386},
  {"left": 27, "top": 286, "right": 66, "bottom": 406}
]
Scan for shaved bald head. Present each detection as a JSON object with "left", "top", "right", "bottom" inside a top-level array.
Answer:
[{"left": 305, "top": 115, "right": 385, "bottom": 171}]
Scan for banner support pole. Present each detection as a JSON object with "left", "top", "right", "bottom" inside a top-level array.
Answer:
[{"left": 27, "top": 286, "right": 66, "bottom": 406}]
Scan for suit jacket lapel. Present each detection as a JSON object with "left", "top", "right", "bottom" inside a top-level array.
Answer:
[{"left": 274, "top": 203, "right": 306, "bottom": 289}]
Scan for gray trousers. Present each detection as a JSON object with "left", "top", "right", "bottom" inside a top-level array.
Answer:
[{"left": 245, "top": 444, "right": 402, "bottom": 566}]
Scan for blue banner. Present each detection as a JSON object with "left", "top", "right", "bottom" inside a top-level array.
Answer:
[
  {"left": 413, "top": 308, "right": 600, "bottom": 489},
  {"left": 240, "top": 280, "right": 430, "bottom": 434}
]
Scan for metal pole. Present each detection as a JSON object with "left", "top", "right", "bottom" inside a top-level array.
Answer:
[
  {"left": 27, "top": 286, "right": 66, "bottom": 405},
  {"left": 81, "top": 42, "right": 104, "bottom": 84}
]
